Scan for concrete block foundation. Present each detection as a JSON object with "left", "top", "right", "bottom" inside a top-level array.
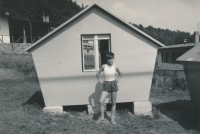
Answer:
[
  {"left": 43, "top": 106, "right": 63, "bottom": 113},
  {"left": 133, "top": 101, "right": 152, "bottom": 116}
]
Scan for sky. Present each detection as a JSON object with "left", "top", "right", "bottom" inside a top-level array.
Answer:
[{"left": 74, "top": 0, "right": 200, "bottom": 34}]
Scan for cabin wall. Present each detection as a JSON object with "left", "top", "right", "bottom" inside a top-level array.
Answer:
[{"left": 31, "top": 7, "right": 158, "bottom": 106}]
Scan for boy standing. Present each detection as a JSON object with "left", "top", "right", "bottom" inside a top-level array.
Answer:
[{"left": 96, "top": 52, "right": 122, "bottom": 124}]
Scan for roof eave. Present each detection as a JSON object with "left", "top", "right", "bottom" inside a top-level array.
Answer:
[{"left": 159, "top": 45, "right": 195, "bottom": 49}]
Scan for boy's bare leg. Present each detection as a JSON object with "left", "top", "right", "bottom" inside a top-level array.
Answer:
[
  {"left": 111, "top": 92, "right": 117, "bottom": 121},
  {"left": 99, "top": 91, "right": 109, "bottom": 119}
]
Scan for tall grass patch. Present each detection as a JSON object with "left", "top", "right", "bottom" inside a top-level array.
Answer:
[
  {"left": 0, "top": 53, "right": 35, "bottom": 73},
  {"left": 152, "top": 69, "right": 187, "bottom": 91}
]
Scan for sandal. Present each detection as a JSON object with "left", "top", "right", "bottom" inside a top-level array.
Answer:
[
  {"left": 111, "top": 119, "right": 116, "bottom": 125},
  {"left": 95, "top": 118, "right": 107, "bottom": 124}
]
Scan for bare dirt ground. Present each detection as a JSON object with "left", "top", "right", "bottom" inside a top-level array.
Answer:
[{"left": 0, "top": 68, "right": 199, "bottom": 134}]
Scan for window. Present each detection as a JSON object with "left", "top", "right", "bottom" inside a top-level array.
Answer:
[
  {"left": 163, "top": 52, "right": 168, "bottom": 63},
  {"left": 172, "top": 52, "right": 176, "bottom": 63},
  {"left": 81, "top": 34, "right": 111, "bottom": 71},
  {"left": 168, "top": 52, "right": 171, "bottom": 63},
  {"left": 161, "top": 52, "right": 164, "bottom": 63}
]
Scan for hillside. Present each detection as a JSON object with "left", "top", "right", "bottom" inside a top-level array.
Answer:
[{"left": 132, "top": 23, "right": 197, "bottom": 46}]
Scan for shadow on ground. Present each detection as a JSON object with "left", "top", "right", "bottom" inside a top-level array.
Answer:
[
  {"left": 94, "top": 102, "right": 133, "bottom": 120},
  {"left": 23, "top": 91, "right": 45, "bottom": 108},
  {"left": 63, "top": 102, "right": 133, "bottom": 120},
  {"left": 156, "top": 100, "right": 200, "bottom": 130}
]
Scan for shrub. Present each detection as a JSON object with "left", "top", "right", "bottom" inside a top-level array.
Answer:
[
  {"left": 0, "top": 53, "right": 36, "bottom": 73},
  {"left": 152, "top": 69, "right": 187, "bottom": 91}
]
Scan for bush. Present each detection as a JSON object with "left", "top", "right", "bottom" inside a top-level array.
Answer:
[
  {"left": 0, "top": 53, "right": 36, "bottom": 73},
  {"left": 152, "top": 69, "right": 187, "bottom": 91}
]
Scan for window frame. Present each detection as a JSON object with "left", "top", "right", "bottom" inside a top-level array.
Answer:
[{"left": 81, "top": 34, "right": 111, "bottom": 72}]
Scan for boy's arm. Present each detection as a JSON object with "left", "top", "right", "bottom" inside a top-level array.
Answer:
[
  {"left": 115, "top": 66, "right": 122, "bottom": 83},
  {"left": 96, "top": 65, "right": 104, "bottom": 84}
]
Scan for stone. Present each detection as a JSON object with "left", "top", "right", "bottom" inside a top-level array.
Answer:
[
  {"left": 133, "top": 101, "right": 152, "bottom": 116},
  {"left": 43, "top": 106, "right": 63, "bottom": 113}
]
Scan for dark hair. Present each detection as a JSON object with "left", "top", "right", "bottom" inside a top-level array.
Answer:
[{"left": 106, "top": 52, "right": 114, "bottom": 58}]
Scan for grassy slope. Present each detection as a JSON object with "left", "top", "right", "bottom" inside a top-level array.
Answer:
[{"left": 0, "top": 68, "right": 199, "bottom": 134}]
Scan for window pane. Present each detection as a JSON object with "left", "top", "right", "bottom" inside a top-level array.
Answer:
[
  {"left": 97, "top": 35, "right": 110, "bottom": 40},
  {"left": 83, "top": 40, "right": 95, "bottom": 70},
  {"left": 82, "top": 35, "right": 94, "bottom": 40},
  {"left": 82, "top": 34, "right": 111, "bottom": 71}
]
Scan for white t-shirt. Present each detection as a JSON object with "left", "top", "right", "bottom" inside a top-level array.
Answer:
[{"left": 104, "top": 64, "right": 116, "bottom": 81}]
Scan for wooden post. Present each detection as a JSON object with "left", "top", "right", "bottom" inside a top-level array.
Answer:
[{"left": 94, "top": 35, "right": 99, "bottom": 71}]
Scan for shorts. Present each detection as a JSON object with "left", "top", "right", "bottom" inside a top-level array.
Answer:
[{"left": 103, "top": 81, "right": 118, "bottom": 93}]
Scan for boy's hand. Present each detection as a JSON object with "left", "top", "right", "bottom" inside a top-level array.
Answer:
[
  {"left": 100, "top": 81, "right": 106, "bottom": 85},
  {"left": 115, "top": 79, "right": 119, "bottom": 83}
]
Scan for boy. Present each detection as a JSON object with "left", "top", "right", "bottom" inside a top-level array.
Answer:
[{"left": 96, "top": 52, "right": 122, "bottom": 124}]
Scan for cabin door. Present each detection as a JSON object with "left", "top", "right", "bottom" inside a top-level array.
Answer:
[{"left": 98, "top": 40, "right": 110, "bottom": 66}]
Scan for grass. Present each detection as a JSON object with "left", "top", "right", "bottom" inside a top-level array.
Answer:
[
  {"left": 0, "top": 53, "right": 200, "bottom": 133},
  {"left": 0, "top": 53, "right": 35, "bottom": 73},
  {"left": 0, "top": 68, "right": 200, "bottom": 134}
]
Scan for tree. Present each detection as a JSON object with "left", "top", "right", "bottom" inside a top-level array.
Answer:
[
  {"left": 132, "top": 23, "right": 194, "bottom": 45},
  {"left": 1, "top": 0, "right": 83, "bottom": 24}
]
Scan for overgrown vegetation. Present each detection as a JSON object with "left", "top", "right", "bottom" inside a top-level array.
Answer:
[
  {"left": 0, "top": 53, "right": 35, "bottom": 73},
  {"left": 152, "top": 69, "right": 187, "bottom": 91}
]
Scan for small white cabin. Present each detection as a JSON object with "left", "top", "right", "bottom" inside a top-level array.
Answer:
[{"left": 26, "top": 4, "right": 164, "bottom": 113}]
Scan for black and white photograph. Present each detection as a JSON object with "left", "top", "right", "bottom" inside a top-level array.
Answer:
[{"left": 0, "top": 0, "right": 200, "bottom": 133}]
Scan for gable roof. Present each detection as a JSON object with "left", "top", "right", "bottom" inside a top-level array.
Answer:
[
  {"left": 177, "top": 43, "right": 200, "bottom": 62},
  {"left": 26, "top": 4, "right": 165, "bottom": 52}
]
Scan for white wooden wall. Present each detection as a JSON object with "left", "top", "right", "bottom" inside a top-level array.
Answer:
[{"left": 31, "top": 7, "right": 158, "bottom": 107}]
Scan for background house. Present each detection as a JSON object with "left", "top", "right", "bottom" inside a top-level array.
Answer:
[
  {"left": 0, "top": 9, "right": 58, "bottom": 44},
  {"left": 26, "top": 4, "right": 165, "bottom": 113},
  {"left": 156, "top": 31, "right": 200, "bottom": 70}
]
